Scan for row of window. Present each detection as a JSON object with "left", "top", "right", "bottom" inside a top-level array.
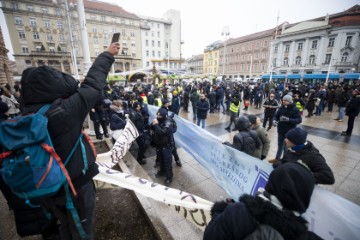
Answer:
[
  {"left": 10, "top": 2, "right": 136, "bottom": 26},
  {"left": 226, "top": 40, "right": 269, "bottom": 54},
  {"left": 145, "top": 40, "right": 163, "bottom": 47},
  {"left": 273, "top": 52, "right": 349, "bottom": 66},
  {"left": 145, "top": 31, "right": 162, "bottom": 38},
  {"left": 224, "top": 52, "right": 268, "bottom": 62},
  {"left": 145, "top": 50, "right": 163, "bottom": 58},
  {"left": 15, "top": 16, "right": 138, "bottom": 38},
  {"left": 274, "top": 36, "right": 353, "bottom": 53},
  {"left": 145, "top": 61, "right": 179, "bottom": 68},
  {"left": 223, "top": 63, "right": 267, "bottom": 72}
]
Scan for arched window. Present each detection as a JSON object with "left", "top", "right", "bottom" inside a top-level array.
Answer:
[
  {"left": 295, "top": 56, "right": 301, "bottom": 65},
  {"left": 341, "top": 52, "right": 349, "bottom": 62},
  {"left": 309, "top": 55, "right": 315, "bottom": 65}
]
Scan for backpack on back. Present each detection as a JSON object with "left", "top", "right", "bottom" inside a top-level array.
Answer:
[{"left": 0, "top": 105, "right": 89, "bottom": 239}]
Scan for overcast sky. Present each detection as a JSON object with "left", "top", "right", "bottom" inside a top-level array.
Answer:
[{"left": 0, "top": 0, "right": 358, "bottom": 60}]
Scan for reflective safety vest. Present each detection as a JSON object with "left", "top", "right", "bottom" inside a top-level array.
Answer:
[
  {"left": 230, "top": 101, "right": 240, "bottom": 113},
  {"left": 154, "top": 98, "right": 162, "bottom": 107},
  {"left": 296, "top": 101, "right": 303, "bottom": 112},
  {"left": 141, "top": 95, "right": 148, "bottom": 104}
]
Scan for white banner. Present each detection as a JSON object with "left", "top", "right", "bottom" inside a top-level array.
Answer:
[
  {"left": 93, "top": 165, "right": 212, "bottom": 230},
  {"left": 146, "top": 105, "right": 360, "bottom": 240}
]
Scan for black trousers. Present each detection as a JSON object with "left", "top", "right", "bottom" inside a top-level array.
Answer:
[
  {"left": 158, "top": 148, "right": 173, "bottom": 181},
  {"left": 346, "top": 116, "right": 356, "bottom": 134},
  {"left": 263, "top": 114, "right": 274, "bottom": 129}
]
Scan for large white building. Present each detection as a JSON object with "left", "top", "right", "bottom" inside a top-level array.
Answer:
[
  {"left": 139, "top": 9, "right": 183, "bottom": 72},
  {"left": 267, "top": 5, "right": 360, "bottom": 81}
]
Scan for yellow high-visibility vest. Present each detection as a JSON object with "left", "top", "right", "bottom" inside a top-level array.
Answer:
[
  {"left": 296, "top": 101, "right": 303, "bottom": 112},
  {"left": 141, "top": 95, "right": 148, "bottom": 104},
  {"left": 230, "top": 101, "right": 240, "bottom": 113},
  {"left": 154, "top": 98, "right": 162, "bottom": 107}
]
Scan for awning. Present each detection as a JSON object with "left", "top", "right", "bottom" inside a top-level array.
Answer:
[
  {"left": 344, "top": 73, "right": 360, "bottom": 79},
  {"left": 303, "top": 73, "right": 340, "bottom": 79},
  {"left": 261, "top": 74, "right": 286, "bottom": 79},
  {"left": 287, "top": 74, "right": 301, "bottom": 79}
]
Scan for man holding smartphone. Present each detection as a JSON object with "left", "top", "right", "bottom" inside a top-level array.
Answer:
[{"left": 19, "top": 41, "right": 120, "bottom": 240}]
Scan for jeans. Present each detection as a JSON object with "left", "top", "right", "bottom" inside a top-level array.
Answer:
[
  {"left": 217, "top": 99, "right": 225, "bottom": 112},
  {"left": 197, "top": 118, "right": 206, "bottom": 128},
  {"left": 275, "top": 132, "right": 288, "bottom": 160},
  {"left": 315, "top": 101, "right": 323, "bottom": 115},
  {"left": 338, "top": 107, "right": 345, "bottom": 120},
  {"left": 192, "top": 106, "right": 197, "bottom": 120}
]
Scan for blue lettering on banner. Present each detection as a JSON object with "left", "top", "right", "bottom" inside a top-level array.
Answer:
[{"left": 147, "top": 105, "right": 360, "bottom": 239}]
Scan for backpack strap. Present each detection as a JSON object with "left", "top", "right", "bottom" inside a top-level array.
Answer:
[
  {"left": 37, "top": 104, "right": 51, "bottom": 115},
  {"left": 64, "top": 181, "right": 87, "bottom": 240}
]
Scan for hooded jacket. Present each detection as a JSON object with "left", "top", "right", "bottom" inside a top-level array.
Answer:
[
  {"left": 204, "top": 196, "right": 321, "bottom": 240},
  {"left": 231, "top": 117, "right": 261, "bottom": 156},
  {"left": 20, "top": 51, "right": 114, "bottom": 190},
  {"left": 204, "top": 163, "right": 320, "bottom": 240},
  {"left": 278, "top": 141, "right": 335, "bottom": 185}
]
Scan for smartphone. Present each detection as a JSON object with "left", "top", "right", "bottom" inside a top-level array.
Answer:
[{"left": 111, "top": 32, "right": 120, "bottom": 43}]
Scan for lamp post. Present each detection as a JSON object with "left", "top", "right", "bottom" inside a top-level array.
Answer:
[
  {"left": 221, "top": 26, "right": 230, "bottom": 78},
  {"left": 325, "top": 58, "right": 333, "bottom": 85}
]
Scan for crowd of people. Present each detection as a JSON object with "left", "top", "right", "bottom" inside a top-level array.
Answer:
[{"left": 1, "top": 51, "right": 360, "bottom": 239}]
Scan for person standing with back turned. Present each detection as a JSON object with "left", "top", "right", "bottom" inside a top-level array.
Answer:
[{"left": 19, "top": 42, "right": 120, "bottom": 239}]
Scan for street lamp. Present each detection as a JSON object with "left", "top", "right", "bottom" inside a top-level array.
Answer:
[{"left": 221, "top": 26, "right": 230, "bottom": 78}]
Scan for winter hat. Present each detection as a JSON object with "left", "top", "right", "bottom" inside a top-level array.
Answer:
[
  {"left": 282, "top": 94, "right": 293, "bottom": 104},
  {"left": 20, "top": 66, "right": 79, "bottom": 105},
  {"left": 265, "top": 162, "right": 315, "bottom": 213},
  {"left": 235, "top": 116, "right": 250, "bottom": 131},
  {"left": 247, "top": 115, "right": 257, "bottom": 125},
  {"left": 157, "top": 108, "right": 168, "bottom": 118},
  {"left": 162, "top": 99, "right": 169, "bottom": 105},
  {"left": 132, "top": 102, "right": 141, "bottom": 109},
  {"left": 285, "top": 127, "right": 307, "bottom": 146}
]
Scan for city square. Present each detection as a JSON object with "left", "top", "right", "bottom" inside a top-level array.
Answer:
[{"left": 0, "top": 0, "right": 359, "bottom": 239}]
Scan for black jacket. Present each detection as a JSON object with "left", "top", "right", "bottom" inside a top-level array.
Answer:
[
  {"left": 152, "top": 118, "right": 174, "bottom": 148},
  {"left": 274, "top": 103, "right": 302, "bottom": 135},
  {"left": 204, "top": 195, "right": 322, "bottom": 240},
  {"left": 346, "top": 95, "right": 360, "bottom": 117},
  {"left": 196, "top": 99, "right": 210, "bottom": 119},
  {"left": 231, "top": 130, "right": 260, "bottom": 156},
  {"left": 21, "top": 51, "right": 115, "bottom": 189},
  {"left": 277, "top": 141, "right": 335, "bottom": 185}
]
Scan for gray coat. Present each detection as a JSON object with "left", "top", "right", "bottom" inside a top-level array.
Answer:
[{"left": 253, "top": 125, "right": 270, "bottom": 159}]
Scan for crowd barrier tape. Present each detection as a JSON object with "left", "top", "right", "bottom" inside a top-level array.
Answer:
[{"left": 147, "top": 105, "right": 360, "bottom": 240}]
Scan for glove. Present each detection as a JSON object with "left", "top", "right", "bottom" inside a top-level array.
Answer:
[
  {"left": 272, "top": 120, "right": 278, "bottom": 127},
  {"left": 261, "top": 155, "right": 266, "bottom": 160},
  {"left": 280, "top": 116, "right": 290, "bottom": 122}
]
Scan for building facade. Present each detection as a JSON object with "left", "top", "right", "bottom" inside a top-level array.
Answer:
[
  {"left": 0, "top": 0, "right": 142, "bottom": 76},
  {"left": 203, "top": 40, "right": 222, "bottom": 77},
  {"left": 187, "top": 54, "right": 203, "bottom": 74},
  {"left": 219, "top": 28, "right": 275, "bottom": 80},
  {"left": 268, "top": 5, "right": 360, "bottom": 77},
  {"left": 0, "top": 26, "right": 14, "bottom": 86},
  {"left": 140, "top": 9, "right": 183, "bottom": 71}
]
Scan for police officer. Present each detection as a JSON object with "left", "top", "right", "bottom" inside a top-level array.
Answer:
[
  {"left": 225, "top": 92, "right": 241, "bottom": 131},
  {"left": 152, "top": 108, "right": 175, "bottom": 186}
]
